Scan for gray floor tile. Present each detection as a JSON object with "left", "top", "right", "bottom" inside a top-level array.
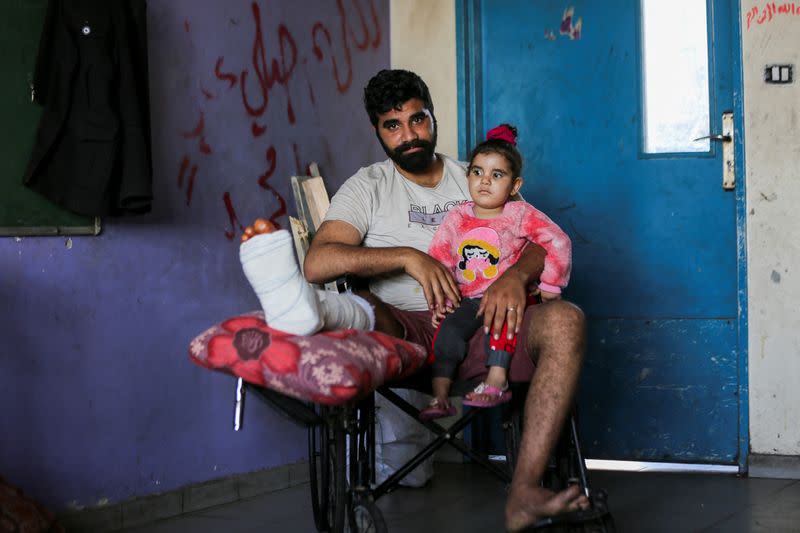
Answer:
[
  {"left": 706, "top": 480, "right": 800, "bottom": 533},
  {"left": 590, "top": 470, "right": 797, "bottom": 533},
  {"left": 116, "top": 463, "right": 800, "bottom": 533},
  {"left": 120, "top": 484, "right": 317, "bottom": 533}
]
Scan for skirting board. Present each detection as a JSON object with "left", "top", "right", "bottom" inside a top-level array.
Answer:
[
  {"left": 57, "top": 461, "right": 309, "bottom": 533},
  {"left": 749, "top": 454, "right": 800, "bottom": 480}
]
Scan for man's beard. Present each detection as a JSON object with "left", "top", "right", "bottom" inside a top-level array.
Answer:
[{"left": 380, "top": 131, "right": 438, "bottom": 174}]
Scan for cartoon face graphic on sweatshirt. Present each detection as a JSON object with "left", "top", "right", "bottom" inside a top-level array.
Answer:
[{"left": 456, "top": 227, "right": 501, "bottom": 282}]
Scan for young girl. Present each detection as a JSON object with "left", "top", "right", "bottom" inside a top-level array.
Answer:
[{"left": 419, "top": 124, "right": 572, "bottom": 420}]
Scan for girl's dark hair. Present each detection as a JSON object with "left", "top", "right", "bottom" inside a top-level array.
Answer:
[
  {"left": 468, "top": 124, "right": 523, "bottom": 177},
  {"left": 363, "top": 69, "right": 435, "bottom": 126}
]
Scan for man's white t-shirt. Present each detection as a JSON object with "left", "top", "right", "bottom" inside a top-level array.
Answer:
[{"left": 324, "top": 154, "right": 469, "bottom": 311}]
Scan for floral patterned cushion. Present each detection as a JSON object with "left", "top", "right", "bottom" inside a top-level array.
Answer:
[{"left": 189, "top": 312, "right": 428, "bottom": 405}]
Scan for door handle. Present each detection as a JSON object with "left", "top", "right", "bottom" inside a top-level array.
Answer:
[
  {"left": 693, "top": 112, "right": 734, "bottom": 190},
  {"left": 693, "top": 134, "right": 731, "bottom": 142}
]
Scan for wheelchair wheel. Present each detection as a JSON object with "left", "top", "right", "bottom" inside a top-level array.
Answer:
[
  {"left": 347, "top": 498, "right": 387, "bottom": 533},
  {"left": 503, "top": 407, "right": 522, "bottom": 478},
  {"left": 327, "top": 420, "right": 347, "bottom": 533},
  {"left": 308, "top": 419, "right": 327, "bottom": 532},
  {"left": 308, "top": 407, "right": 347, "bottom": 533}
]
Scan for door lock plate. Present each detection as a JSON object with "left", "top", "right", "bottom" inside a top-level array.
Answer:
[{"left": 722, "top": 112, "right": 734, "bottom": 190}]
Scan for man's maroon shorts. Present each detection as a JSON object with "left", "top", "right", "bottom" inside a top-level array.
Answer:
[{"left": 386, "top": 303, "right": 536, "bottom": 383}]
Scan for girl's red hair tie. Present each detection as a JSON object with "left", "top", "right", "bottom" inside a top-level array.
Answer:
[{"left": 486, "top": 124, "right": 517, "bottom": 145}]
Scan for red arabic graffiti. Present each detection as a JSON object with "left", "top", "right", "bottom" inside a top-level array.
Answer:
[
  {"left": 175, "top": 109, "right": 213, "bottom": 207},
  {"left": 251, "top": 122, "right": 267, "bottom": 137},
  {"left": 214, "top": 57, "right": 238, "bottom": 88},
  {"left": 240, "top": 4, "right": 298, "bottom": 124},
  {"left": 256, "top": 145, "right": 286, "bottom": 228},
  {"left": 312, "top": 0, "right": 381, "bottom": 94},
  {"left": 223, "top": 192, "right": 245, "bottom": 241},
  {"left": 182, "top": 111, "right": 212, "bottom": 155},
  {"left": 746, "top": 2, "right": 800, "bottom": 29},
  {"left": 176, "top": 0, "right": 383, "bottom": 240},
  {"left": 177, "top": 156, "right": 198, "bottom": 206}
]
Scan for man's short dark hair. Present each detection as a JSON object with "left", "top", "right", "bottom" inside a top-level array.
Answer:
[{"left": 363, "top": 69, "right": 434, "bottom": 126}]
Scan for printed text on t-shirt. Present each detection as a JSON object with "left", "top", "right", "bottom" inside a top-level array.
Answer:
[{"left": 408, "top": 200, "right": 466, "bottom": 226}]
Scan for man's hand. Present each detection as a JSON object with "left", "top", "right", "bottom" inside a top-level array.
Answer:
[
  {"left": 478, "top": 244, "right": 546, "bottom": 340},
  {"left": 478, "top": 266, "right": 528, "bottom": 340},
  {"left": 403, "top": 248, "right": 461, "bottom": 313}
]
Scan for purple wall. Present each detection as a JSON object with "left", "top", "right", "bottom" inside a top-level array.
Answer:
[{"left": 0, "top": 0, "right": 389, "bottom": 511}]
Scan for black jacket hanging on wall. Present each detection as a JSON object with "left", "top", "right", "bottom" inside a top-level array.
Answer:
[{"left": 24, "top": 0, "right": 152, "bottom": 216}]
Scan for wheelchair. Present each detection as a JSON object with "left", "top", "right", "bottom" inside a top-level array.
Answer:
[
  {"left": 200, "top": 173, "right": 614, "bottom": 532},
  {"left": 235, "top": 371, "right": 616, "bottom": 533}
]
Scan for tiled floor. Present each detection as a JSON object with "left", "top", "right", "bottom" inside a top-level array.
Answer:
[{"left": 117, "top": 463, "right": 800, "bottom": 533}]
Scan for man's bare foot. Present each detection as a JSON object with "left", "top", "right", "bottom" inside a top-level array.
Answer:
[
  {"left": 505, "top": 483, "right": 590, "bottom": 532},
  {"left": 241, "top": 218, "right": 276, "bottom": 242}
]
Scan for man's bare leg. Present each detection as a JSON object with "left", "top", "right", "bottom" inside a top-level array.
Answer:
[{"left": 505, "top": 300, "right": 590, "bottom": 532}]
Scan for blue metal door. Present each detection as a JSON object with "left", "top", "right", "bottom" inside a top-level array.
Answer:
[{"left": 458, "top": 1, "right": 746, "bottom": 465}]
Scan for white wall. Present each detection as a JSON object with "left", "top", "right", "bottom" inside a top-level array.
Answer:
[
  {"left": 390, "top": 1, "right": 458, "bottom": 159},
  {"left": 741, "top": 3, "right": 800, "bottom": 456}
]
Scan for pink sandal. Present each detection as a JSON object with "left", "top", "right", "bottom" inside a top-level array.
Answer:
[
  {"left": 462, "top": 382, "right": 512, "bottom": 408},
  {"left": 419, "top": 398, "right": 457, "bottom": 421}
]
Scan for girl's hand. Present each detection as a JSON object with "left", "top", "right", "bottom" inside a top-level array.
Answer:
[
  {"left": 431, "top": 307, "right": 449, "bottom": 327},
  {"left": 539, "top": 290, "right": 562, "bottom": 302}
]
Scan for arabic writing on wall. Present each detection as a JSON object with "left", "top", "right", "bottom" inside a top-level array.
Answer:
[
  {"left": 176, "top": 1, "right": 382, "bottom": 240},
  {"left": 746, "top": 2, "right": 800, "bottom": 30}
]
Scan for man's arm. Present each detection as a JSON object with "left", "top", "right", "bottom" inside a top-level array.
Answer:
[
  {"left": 478, "top": 243, "right": 546, "bottom": 340},
  {"left": 304, "top": 219, "right": 461, "bottom": 311}
]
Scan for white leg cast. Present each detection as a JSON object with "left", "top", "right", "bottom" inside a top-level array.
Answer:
[
  {"left": 239, "top": 230, "right": 322, "bottom": 335},
  {"left": 317, "top": 290, "right": 375, "bottom": 331}
]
